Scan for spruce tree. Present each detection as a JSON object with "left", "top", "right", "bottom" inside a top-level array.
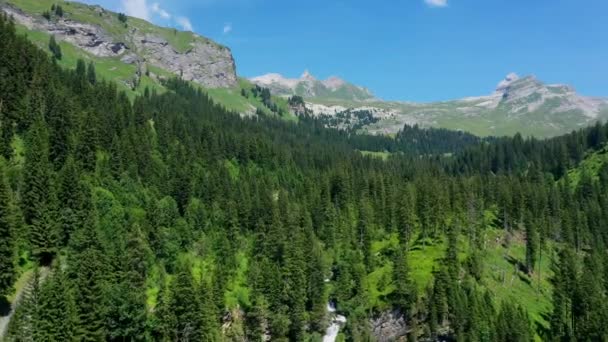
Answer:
[
  {"left": 524, "top": 212, "right": 538, "bottom": 274},
  {"left": 22, "top": 116, "right": 58, "bottom": 264},
  {"left": 87, "top": 61, "right": 97, "bottom": 85},
  {"left": 392, "top": 242, "right": 414, "bottom": 312},
  {"left": 170, "top": 262, "right": 204, "bottom": 341},
  {"left": 36, "top": 269, "right": 79, "bottom": 341},
  {"left": 0, "top": 160, "right": 14, "bottom": 297},
  {"left": 48, "top": 35, "right": 62, "bottom": 60}
]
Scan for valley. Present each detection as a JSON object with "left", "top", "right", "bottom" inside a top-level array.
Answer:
[{"left": 0, "top": 1, "right": 607, "bottom": 341}]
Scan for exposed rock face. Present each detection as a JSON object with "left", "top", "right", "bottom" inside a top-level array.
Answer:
[
  {"left": 133, "top": 32, "right": 237, "bottom": 88},
  {"left": 1, "top": 3, "right": 237, "bottom": 88},
  {"left": 461, "top": 73, "right": 607, "bottom": 118},
  {"left": 250, "top": 70, "right": 375, "bottom": 101},
  {"left": 369, "top": 310, "right": 408, "bottom": 342},
  {"left": 2, "top": 4, "right": 121, "bottom": 57},
  {"left": 290, "top": 71, "right": 608, "bottom": 137}
]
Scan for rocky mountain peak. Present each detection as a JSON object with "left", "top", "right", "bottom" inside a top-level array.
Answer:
[
  {"left": 323, "top": 76, "right": 346, "bottom": 90},
  {"left": 301, "top": 70, "right": 316, "bottom": 81},
  {"left": 496, "top": 72, "right": 521, "bottom": 92},
  {"left": 250, "top": 71, "right": 374, "bottom": 101}
]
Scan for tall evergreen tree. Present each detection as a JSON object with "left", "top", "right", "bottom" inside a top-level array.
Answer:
[
  {"left": 48, "top": 35, "right": 62, "bottom": 60},
  {"left": 0, "top": 161, "right": 14, "bottom": 297},
  {"left": 170, "top": 262, "right": 204, "bottom": 341},
  {"left": 22, "top": 116, "right": 58, "bottom": 263},
  {"left": 524, "top": 212, "right": 539, "bottom": 274}
]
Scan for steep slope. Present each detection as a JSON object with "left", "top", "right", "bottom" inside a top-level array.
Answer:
[
  {"left": 260, "top": 71, "right": 608, "bottom": 137},
  {"left": 1, "top": 0, "right": 301, "bottom": 117},
  {"left": 250, "top": 70, "right": 375, "bottom": 101},
  {"left": 1, "top": 0, "right": 237, "bottom": 89}
]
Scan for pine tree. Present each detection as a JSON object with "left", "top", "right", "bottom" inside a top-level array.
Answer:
[
  {"left": 549, "top": 247, "right": 577, "bottom": 341},
  {"left": 105, "top": 228, "right": 149, "bottom": 340},
  {"left": 151, "top": 270, "right": 175, "bottom": 342},
  {"left": 22, "top": 116, "right": 58, "bottom": 264},
  {"left": 246, "top": 294, "right": 270, "bottom": 342},
  {"left": 73, "top": 247, "right": 108, "bottom": 341},
  {"left": 87, "top": 61, "right": 97, "bottom": 85},
  {"left": 0, "top": 115, "right": 14, "bottom": 160},
  {"left": 6, "top": 268, "right": 43, "bottom": 340},
  {"left": 572, "top": 252, "right": 608, "bottom": 340},
  {"left": 75, "top": 111, "right": 99, "bottom": 172},
  {"left": 0, "top": 160, "right": 14, "bottom": 297},
  {"left": 307, "top": 240, "right": 326, "bottom": 333},
  {"left": 36, "top": 268, "right": 79, "bottom": 341},
  {"left": 54, "top": 5, "right": 64, "bottom": 17},
  {"left": 282, "top": 208, "right": 307, "bottom": 341},
  {"left": 48, "top": 35, "right": 62, "bottom": 60},
  {"left": 200, "top": 278, "right": 220, "bottom": 341},
  {"left": 397, "top": 185, "right": 417, "bottom": 244},
  {"left": 524, "top": 212, "right": 538, "bottom": 274},
  {"left": 392, "top": 242, "right": 414, "bottom": 312},
  {"left": 170, "top": 262, "right": 204, "bottom": 341}
]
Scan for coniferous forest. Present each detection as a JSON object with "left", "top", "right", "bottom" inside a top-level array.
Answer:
[{"left": 1, "top": 13, "right": 608, "bottom": 341}]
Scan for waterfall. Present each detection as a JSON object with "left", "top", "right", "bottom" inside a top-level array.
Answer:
[{"left": 323, "top": 302, "right": 347, "bottom": 342}]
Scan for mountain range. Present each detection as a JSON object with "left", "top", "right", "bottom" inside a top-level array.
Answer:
[
  {"left": 251, "top": 71, "right": 608, "bottom": 137},
  {"left": 250, "top": 70, "right": 375, "bottom": 101},
  {"left": 3, "top": 0, "right": 606, "bottom": 138}
]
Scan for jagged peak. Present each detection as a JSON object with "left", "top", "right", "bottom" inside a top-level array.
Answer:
[
  {"left": 323, "top": 76, "right": 346, "bottom": 90},
  {"left": 301, "top": 69, "right": 316, "bottom": 81},
  {"left": 496, "top": 72, "right": 520, "bottom": 91}
]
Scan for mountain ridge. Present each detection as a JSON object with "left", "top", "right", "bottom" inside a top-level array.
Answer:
[
  {"left": 4, "top": 0, "right": 606, "bottom": 138},
  {"left": 1, "top": 0, "right": 238, "bottom": 89},
  {"left": 250, "top": 70, "right": 375, "bottom": 101},
  {"left": 257, "top": 71, "right": 608, "bottom": 137}
]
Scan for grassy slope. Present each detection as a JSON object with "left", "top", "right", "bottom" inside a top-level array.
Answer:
[
  {"left": 359, "top": 150, "right": 391, "bottom": 161},
  {"left": 362, "top": 146, "right": 608, "bottom": 330},
  {"left": 308, "top": 96, "right": 602, "bottom": 138},
  {"left": 8, "top": 0, "right": 293, "bottom": 118},
  {"left": 566, "top": 145, "right": 608, "bottom": 187},
  {"left": 6, "top": 0, "right": 218, "bottom": 52},
  {"left": 365, "top": 209, "right": 553, "bottom": 332}
]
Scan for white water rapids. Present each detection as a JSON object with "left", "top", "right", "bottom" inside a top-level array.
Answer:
[{"left": 322, "top": 302, "right": 347, "bottom": 342}]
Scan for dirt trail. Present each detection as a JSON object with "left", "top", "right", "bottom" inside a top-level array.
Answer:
[{"left": 0, "top": 267, "right": 50, "bottom": 340}]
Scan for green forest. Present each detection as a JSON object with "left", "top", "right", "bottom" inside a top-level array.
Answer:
[{"left": 1, "top": 13, "right": 608, "bottom": 341}]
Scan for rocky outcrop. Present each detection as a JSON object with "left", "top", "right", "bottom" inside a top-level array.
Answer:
[
  {"left": 2, "top": 4, "right": 122, "bottom": 57},
  {"left": 1, "top": 3, "right": 237, "bottom": 88},
  {"left": 221, "top": 308, "right": 247, "bottom": 341},
  {"left": 369, "top": 310, "right": 408, "bottom": 342},
  {"left": 133, "top": 32, "right": 237, "bottom": 88}
]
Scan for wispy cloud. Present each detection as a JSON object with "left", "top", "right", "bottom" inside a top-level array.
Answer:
[
  {"left": 177, "top": 16, "right": 194, "bottom": 31},
  {"left": 122, "top": 0, "right": 150, "bottom": 20},
  {"left": 223, "top": 23, "right": 232, "bottom": 34},
  {"left": 121, "top": 0, "right": 193, "bottom": 31},
  {"left": 424, "top": 0, "right": 448, "bottom": 8},
  {"left": 151, "top": 2, "right": 171, "bottom": 19}
]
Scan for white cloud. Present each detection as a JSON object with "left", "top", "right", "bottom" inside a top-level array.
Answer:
[
  {"left": 121, "top": 0, "right": 193, "bottom": 32},
  {"left": 425, "top": 0, "right": 448, "bottom": 7},
  {"left": 177, "top": 16, "right": 194, "bottom": 31},
  {"left": 223, "top": 23, "right": 232, "bottom": 34},
  {"left": 151, "top": 2, "right": 171, "bottom": 19},
  {"left": 121, "top": 0, "right": 150, "bottom": 20}
]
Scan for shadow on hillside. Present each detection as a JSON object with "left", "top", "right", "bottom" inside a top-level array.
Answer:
[
  {"left": 409, "top": 234, "right": 442, "bottom": 251},
  {"left": 535, "top": 313, "right": 552, "bottom": 339},
  {"left": 0, "top": 296, "right": 10, "bottom": 317},
  {"left": 505, "top": 254, "right": 527, "bottom": 273},
  {"left": 517, "top": 272, "right": 532, "bottom": 286}
]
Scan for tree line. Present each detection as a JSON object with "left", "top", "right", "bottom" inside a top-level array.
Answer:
[{"left": 0, "top": 13, "right": 607, "bottom": 341}]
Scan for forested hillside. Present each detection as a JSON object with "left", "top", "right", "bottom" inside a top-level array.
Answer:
[{"left": 1, "top": 13, "right": 608, "bottom": 342}]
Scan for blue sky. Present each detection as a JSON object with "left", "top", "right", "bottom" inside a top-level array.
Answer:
[{"left": 80, "top": 0, "right": 607, "bottom": 102}]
